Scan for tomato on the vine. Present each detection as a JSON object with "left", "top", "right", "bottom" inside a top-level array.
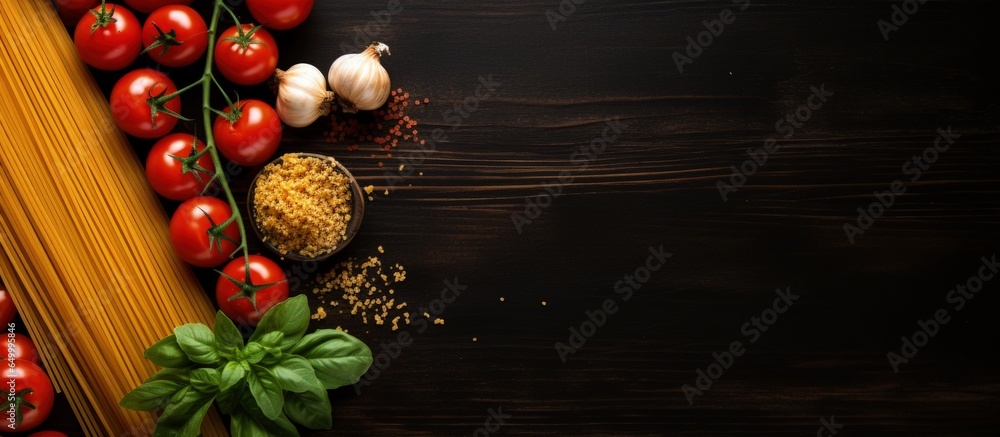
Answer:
[
  {"left": 145, "top": 133, "right": 216, "bottom": 201},
  {"left": 28, "top": 432, "right": 70, "bottom": 437},
  {"left": 215, "top": 24, "right": 279, "bottom": 86},
  {"left": 124, "top": 0, "right": 191, "bottom": 14},
  {"left": 73, "top": 2, "right": 142, "bottom": 71},
  {"left": 0, "top": 283, "right": 16, "bottom": 326},
  {"left": 247, "top": 0, "right": 314, "bottom": 30},
  {"left": 110, "top": 68, "right": 182, "bottom": 139},
  {"left": 141, "top": 5, "right": 208, "bottom": 67},
  {"left": 58, "top": 0, "right": 101, "bottom": 10},
  {"left": 169, "top": 196, "right": 239, "bottom": 268},
  {"left": 213, "top": 99, "right": 282, "bottom": 166},
  {"left": 10, "top": 334, "right": 41, "bottom": 366},
  {"left": 216, "top": 255, "right": 289, "bottom": 326},
  {"left": 57, "top": 0, "right": 100, "bottom": 27},
  {"left": 1, "top": 360, "right": 54, "bottom": 432}
]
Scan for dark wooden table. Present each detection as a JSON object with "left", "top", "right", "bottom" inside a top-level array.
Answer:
[{"left": 47, "top": 0, "right": 1000, "bottom": 435}]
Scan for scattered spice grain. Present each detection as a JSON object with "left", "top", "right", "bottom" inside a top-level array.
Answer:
[{"left": 324, "top": 87, "right": 429, "bottom": 166}]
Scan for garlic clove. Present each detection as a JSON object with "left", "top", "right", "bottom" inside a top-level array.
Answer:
[{"left": 328, "top": 42, "right": 391, "bottom": 113}]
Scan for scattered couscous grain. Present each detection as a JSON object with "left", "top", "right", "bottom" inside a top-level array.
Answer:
[
  {"left": 253, "top": 154, "right": 352, "bottom": 258},
  {"left": 472, "top": 337, "right": 477, "bottom": 342},
  {"left": 311, "top": 306, "right": 327, "bottom": 320},
  {"left": 542, "top": 301, "right": 547, "bottom": 306},
  {"left": 364, "top": 185, "right": 374, "bottom": 195},
  {"left": 499, "top": 297, "right": 504, "bottom": 302},
  {"left": 433, "top": 318, "right": 444, "bottom": 325},
  {"left": 309, "top": 248, "right": 410, "bottom": 329}
]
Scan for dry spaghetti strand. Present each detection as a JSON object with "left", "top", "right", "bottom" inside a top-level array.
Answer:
[{"left": 0, "top": 1, "right": 227, "bottom": 435}]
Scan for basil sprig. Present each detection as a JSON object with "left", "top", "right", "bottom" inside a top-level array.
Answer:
[{"left": 121, "top": 295, "right": 373, "bottom": 436}]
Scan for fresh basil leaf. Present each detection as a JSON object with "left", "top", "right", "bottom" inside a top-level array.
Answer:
[
  {"left": 232, "top": 391, "right": 301, "bottom": 437},
  {"left": 248, "top": 364, "right": 284, "bottom": 420},
  {"left": 189, "top": 367, "right": 221, "bottom": 393},
  {"left": 260, "top": 345, "right": 284, "bottom": 367},
  {"left": 153, "top": 386, "right": 215, "bottom": 437},
  {"left": 256, "top": 331, "right": 284, "bottom": 348},
  {"left": 290, "top": 329, "right": 373, "bottom": 389},
  {"left": 120, "top": 379, "right": 187, "bottom": 411},
  {"left": 144, "top": 335, "right": 193, "bottom": 368},
  {"left": 169, "top": 385, "right": 192, "bottom": 404},
  {"left": 242, "top": 341, "right": 268, "bottom": 364},
  {"left": 174, "top": 324, "right": 220, "bottom": 365},
  {"left": 217, "top": 378, "right": 246, "bottom": 415},
  {"left": 214, "top": 311, "right": 244, "bottom": 359},
  {"left": 143, "top": 367, "right": 192, "bottom": 384},
  {"left": 270, "top": 355, "right": 321, "bottom": 393},
  {"left": 283, "top": 386, "right": 332, "bottom": 430},
  {"left": 248, "top": 295, "right": 309, "bottom": 352},
  {"left": 220, "top": 360, "right": 247, "bottom": 392}
]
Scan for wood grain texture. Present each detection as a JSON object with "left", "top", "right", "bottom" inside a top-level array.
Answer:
[{"left": 56, "top": 0, "right": 1000, "bottom": 435}]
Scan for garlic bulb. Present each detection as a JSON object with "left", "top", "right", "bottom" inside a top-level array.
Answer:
[
  {"left": 328, "top": 42, "right": 391, "bottom": 113},
  {"left": 275, "top": 64, "right": 335, "bottom": 127}
]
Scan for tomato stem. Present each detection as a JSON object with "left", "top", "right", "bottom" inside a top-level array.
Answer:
[
  {"left": 156, "top": 76, "right": 204, "bottom": 103},
  {"left": 87, "top": 1, "right": 118, "bottom": 36},
  {"left": 198, "top": 0, "right": 251, "bottom": 265},
  {"left": 211, "top": 74, "right": 235, "bottom": 108},
  {"left": 0, "top": 388, "right": 36, "bottom": 428}
]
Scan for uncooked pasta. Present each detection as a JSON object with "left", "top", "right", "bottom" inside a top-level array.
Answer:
[{"left": 0, "top": 1, "right": 227, "bottom": 435}]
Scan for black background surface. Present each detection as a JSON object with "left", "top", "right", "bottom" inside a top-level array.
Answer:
[{"left": 39, "top": 0, "right": 1000, "bottom": 435}]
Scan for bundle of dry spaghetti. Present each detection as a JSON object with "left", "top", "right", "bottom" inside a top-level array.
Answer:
[{"left": 0, "top": 2, "right": 227, "bottom": 436}]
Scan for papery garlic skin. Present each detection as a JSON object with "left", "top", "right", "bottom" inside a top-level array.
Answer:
[
  {"left": 275, "top": 63, "right": 335, "bottom": 127},
  {"left": 328, "top": 42, "right": 391, "bottom": 113}
]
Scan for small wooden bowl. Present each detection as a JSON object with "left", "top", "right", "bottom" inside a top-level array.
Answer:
[{"left": 247, "top": 152, "right": 365, "bottom": 262}]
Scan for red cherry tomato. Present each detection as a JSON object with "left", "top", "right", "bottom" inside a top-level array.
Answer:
[
  {"left": 2, "top": 360, "right": 55, "bottom": 432},
  {"left": 216, "top": 255, "right": 289, "bottom": 326},
  {"left": 57, "top": 0, "right": 100, "bottom": 27},
  {"left": 145, "top": 133, "right": 216, "bottom": 201},
  {"left": 10, "top": 334, "right": 41, "bottom": 366},
  {"left": 29, "top": 431, "right": 70, "bottom": 437},
  {"left": 110, "top": 68, "right": 181, "bottom": 139},
  {"left": 73, "top": 2, "right": 142, "bottom": 71},
  {"left": 214, "top": 24, "right": 279, "bottom": 86},
  {"left": 169, "top": 197, "right": 239, "bottom": 268},
  {"left": 212, "top": 99, "right": 282, "bottom": 166},
  {"left": 124, "top": 0, "right": 191, "bottom": 14},
  {"left": 0, "top": 283, "right": 16, "bottom": 326},
  {"left": 141, "top": 5, "right": 208, "bottom": 67},
  {"left": 247, "top": 0, "right": 314, "bottom": 30},
  {"left": 57, "top": 0, "right": 100, "bottom": 9}
]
